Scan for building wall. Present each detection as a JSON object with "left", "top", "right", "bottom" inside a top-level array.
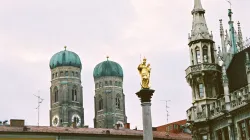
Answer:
[
  {"left": 94, "top": 76, "right": 127, "bottom": 128},
  {"left": 50, "top": 66, "right": 84, "bottom": 127}
]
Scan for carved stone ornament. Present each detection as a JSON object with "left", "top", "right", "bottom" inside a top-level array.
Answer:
[{"left": 196, "top": 77, "right": 203, "bottom": 83}]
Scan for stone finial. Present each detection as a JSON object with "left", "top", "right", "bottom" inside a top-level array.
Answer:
[
  {"left": 64, "top": 46, "right": 67, "bottom": 50},
  {"left": 106, "top": 56, "right": 109, "bottom": 61},
  {"left": 220, "top": 19, "right": 224, "bottom": 36},
  {"left": 246, "top": 52, "right": 249, "bottom": 63}
]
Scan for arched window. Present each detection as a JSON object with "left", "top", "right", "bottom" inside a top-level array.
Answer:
[
  {"left": 199, "top": 84, "right": 204, "bottom": 98},
  {"left": 116, "top": 94, "right": 121, "bottom": 109},
  {"left": 54, "top": 87, "right": 58, "bottom": 103},
  {"left": 109, "top": 81, "right": 112, "bottom": 86},
  {"left": 96, "top": 83, "right": 98, "bottom": 89},
  {"left": 99, "top": 98, "right": 103, "bottom": 110},
  {"left": 60, "top": 71, "right": 63, "bottom": 76},
  {"left": 72, "top": 86, "right": 77, "bottom": 101},
  {"left": 203, "top": 46, "right": 208, "bottom": 63},
  {"left": 195, "top": 47, "right": 201, "bottom": 64},
  {"left": 118, "top": 82, "right": 122, "bottom": 87},
  {"left": 191, "top": 49, "right": 194, "bottom": 65}
]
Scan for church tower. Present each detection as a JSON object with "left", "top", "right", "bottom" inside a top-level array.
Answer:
[
  {"left": 49, "top": 47, "right": 84, "bottom": 127},
  {"left": 93, "top": 57, "right": 127, "bottom": 128},
  {"left": 186, "top": 0, "right": 223, "bottom": 130}
]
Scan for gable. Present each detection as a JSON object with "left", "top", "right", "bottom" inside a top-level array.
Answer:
[{"left": 226, "top": 47, "right": 250, "bottom": 92}]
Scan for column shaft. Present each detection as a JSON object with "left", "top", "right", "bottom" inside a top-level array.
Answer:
[{"left": 141, "top": 102, "right": 153, "bottom": 140}]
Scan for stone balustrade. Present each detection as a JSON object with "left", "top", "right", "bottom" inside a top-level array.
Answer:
[{"left": 185, "top": 63, "right": 221, "bottom": 76}]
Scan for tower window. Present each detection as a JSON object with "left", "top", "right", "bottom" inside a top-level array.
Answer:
[
  {"left": 72, "top": 72, "right": 74, "bottom": 76},
  {"left": 65, "top": 71, "right": 68, "bottom": 76},
  {"left": 52, "top": 74, "right": 54, "bottom": 79},
  {"left": 191, "top": 49, "right": 194, "bottom": 65},
  {"left": 60, "top": 71, "right": 63, "bottom": 76},
  {"left": 239, "top": 121, "right": 247, "bottom": 140},
  {"left": 54, "top": 87, "right": 58, "bottom": 103},
  {"left": 72, "top": 87, "right": 77, "bottom": 101},
  {"left": 115, "top": 81, "right": 118, "bottom": 86},
  {"left": 75, "top": 72, "right": 78, "bottom": 77},
  {"left": 99, "top": 82, "right": 102, "bottom": 88},
  {"left": 110, "top": 81, "right": 112, "bottom": 85},
  {"left": 99, "top": 98, "right": 103, "bottom": 110},
  {"left": 196, "top": 47, "right": 201, "bottom": 64},
  {"left": 203, "top": 46, "right": 208, "bottom": 63},
  {"left": 55, "top": 73, "right": 58, "bottom": 77},
  {"left": 199, "top": 84, "right": 204, "bottom": 98},
  {"left": 96, "top": 83, "right": 98, "bottom": 89},
  {"left": 105, "top": 81, "right": 108, "bottom": 86},
  {"left": 116, "top": 97, "right": 120, "bottom": 109}
]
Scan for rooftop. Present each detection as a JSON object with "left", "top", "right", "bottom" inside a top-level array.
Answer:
[{"left": 0, "top": 125, "right": 191, "bottom": 140}]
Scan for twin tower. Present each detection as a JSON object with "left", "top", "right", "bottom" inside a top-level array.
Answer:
[{"left": 48, "top": 47, "right": 127, "bottom": 128}]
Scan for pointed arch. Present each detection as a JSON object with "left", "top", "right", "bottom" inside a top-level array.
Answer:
[
  {"left": 72, "top": 86, "right": 77, "bottom": 101},
  {"left": 203, "top": 46, "right": 208, "bottom": 63},
  {"left": 198, "top": 84, "right": 204, "bottom": 98},
  {"left": 54, "top": 87, "right": 58, "bottom": 103},
  {"left": 195, "top": 46, "right": 201, "bottom": 64},
  {"left": 98, "top": 95, "right": 103, "bottom": 111},
  {"left": 116, "top": 94, "right": 121, "bottom": 109},
  {"left": 191, "top": 49, "right": 194, "bottom": 65}
]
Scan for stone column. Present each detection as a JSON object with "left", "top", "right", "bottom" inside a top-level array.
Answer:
[
  {"left": 136, "top": 89, "right": 155, "bottom": 140},
  {"left": 244, "top": 120, "right": 249, "bottom": 139},
  {"left": 228, "top": 124, "right": 233, "bottom": 140}
]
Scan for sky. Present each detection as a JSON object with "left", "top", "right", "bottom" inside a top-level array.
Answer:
[{"left": 0, "top": 0, "right": 250, "bottom": 129}]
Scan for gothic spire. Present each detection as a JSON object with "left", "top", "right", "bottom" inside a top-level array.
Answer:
[
  {"left": 192, "top": 0, "right": 205, "bottom": 14},
  {"left": 237, "top": 21, "right": 244, "bottom": 51},
  {"left": 228, "top": 9, "right": 238, "bottom": 54},
  {"left": 189, "top": 0, "right": 213, "bottom": 44}
]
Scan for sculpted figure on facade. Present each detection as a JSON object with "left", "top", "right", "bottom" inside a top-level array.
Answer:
[{"left": 138, "top": 57, "right": 151, "bottom": 89}]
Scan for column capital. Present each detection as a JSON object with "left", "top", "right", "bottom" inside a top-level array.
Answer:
[{"left": 136, "top": 89, "right": 155, "bottom": 103}]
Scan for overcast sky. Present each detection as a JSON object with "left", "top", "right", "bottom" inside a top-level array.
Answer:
[{"left": 0, "top": 0, "right": 249, "bottom": 129}]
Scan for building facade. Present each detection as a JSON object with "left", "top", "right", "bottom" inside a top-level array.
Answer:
[
  {"left": 49, "top": 47, "right": 84, "bottom": 127},
  {"left": 93, "top": 57, "right": 127, "bottom": 128},
  {"left": 186, "top": 0, "right": 250, "bottom": 140},
  {"left": 156, "top": 120, "right": 191, "bottom": 134}
]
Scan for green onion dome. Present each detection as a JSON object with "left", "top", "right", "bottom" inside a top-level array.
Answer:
[
  {"left": 93, "top": 57, "right": 123, "bottom": 79},
  {"left": 49, "top": 47, "right": 82, "bottom": 69}
]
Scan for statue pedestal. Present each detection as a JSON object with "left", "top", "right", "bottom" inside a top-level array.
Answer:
[{"left": 136, "top": 89, "right": 155, "bottom": 140}]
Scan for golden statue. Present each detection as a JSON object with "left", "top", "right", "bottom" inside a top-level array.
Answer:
[{"left": 138, "top": 57, "right": 151, "bottom": 89}]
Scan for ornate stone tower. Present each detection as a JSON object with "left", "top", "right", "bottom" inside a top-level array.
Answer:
[
  {"left": 93, "top": 57, "right": 127, "bottom": 128},
  {"left": 49, "top": 47, "right": 84, "bottom": 127},
  {"left": 186, "top": 0, "right": 223, "bottom": 138}
]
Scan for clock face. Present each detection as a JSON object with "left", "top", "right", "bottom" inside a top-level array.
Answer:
[
  {"left": 52, "top": 115, "right": 59, "bottom": 127},
  {"left": 72, "top": 114, "right": 81, "bottom": 126}
]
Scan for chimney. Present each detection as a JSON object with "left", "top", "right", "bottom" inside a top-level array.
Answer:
[
  {"left": 72, "top": 122, "right": 77, "bottom": 128},
  {"left": 10, "top": 119, "right": 24, "bottom": 127},
  {"left": 115, "top": 124, "right": 120, "bottom": 129},
  {"left": 124, "top": 123, "right": 130, "bottom": 129}
]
